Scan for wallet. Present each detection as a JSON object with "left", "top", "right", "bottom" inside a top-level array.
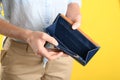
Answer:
[{"left": 46, "top": 13, "right": 100, "bottom": 66}]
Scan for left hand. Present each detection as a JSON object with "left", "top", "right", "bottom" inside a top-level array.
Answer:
[
  {"left": 72, "top": 15, "right": 81, "bottom": 30},
  {"left": 66, "top": 3, "right": 82, "bottom": 30}
]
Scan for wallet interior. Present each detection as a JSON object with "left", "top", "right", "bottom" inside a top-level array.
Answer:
[
  {"left": 54, "top": 15, "right": 97, "bottom": 60},
  {"left": 46, "top": 14, "right": 100, "bottom": 65}
]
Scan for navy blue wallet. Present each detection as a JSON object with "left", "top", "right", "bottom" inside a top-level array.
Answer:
[{"left": 46, "top": 14, "right": 100, "bottom": 66}]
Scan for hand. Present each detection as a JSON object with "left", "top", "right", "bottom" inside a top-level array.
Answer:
[
  {"left": 26, "top": 31, "right": 63, "bottom": 60},
  {"left": 47, "top": 48, "right": 69, "bottom": 57},
  {"left": 66, "top": 3, "right": 81, "bottom": 30},
  {"left": 72, "top": 15, "right": 81, "bottom": 30}
]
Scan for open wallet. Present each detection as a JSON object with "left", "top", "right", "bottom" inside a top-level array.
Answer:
[{"left": 46, "top": 13, "right": 100, "bottom": 66}]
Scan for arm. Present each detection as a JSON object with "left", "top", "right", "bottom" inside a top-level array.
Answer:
[
  {"left": 0, "top": 19, "right": 63, "bottom": 60},
  {"left": 66, "top": 2, "right": 81, "bottom": 29},
  {"left": 0, "top": 19, "right": 31, "bottom": 41}
]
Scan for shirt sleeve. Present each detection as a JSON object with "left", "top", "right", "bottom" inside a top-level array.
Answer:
[
  {"left": 0, "top": 3, "right": 6, "bottom": 20},
  {"left": 68, "top": 0, "right": 82, "bottom": 7},
  {"left": 1, "top": 0, "right": 10, "bottom": 21},
  {"left": 0, "top": 14, "right": 5, "bottom": 20}
]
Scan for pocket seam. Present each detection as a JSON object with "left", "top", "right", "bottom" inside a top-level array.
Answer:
[{"left": 1, "top": 50, "right": 7, "bottom": 62}]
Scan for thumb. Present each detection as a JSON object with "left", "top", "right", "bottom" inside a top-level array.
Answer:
[
  {"left": 42, "top": 33, "right": 58, "bottom": 46},
  {"left": 72, "top": 22, "right": 81, "bottom": 30}
]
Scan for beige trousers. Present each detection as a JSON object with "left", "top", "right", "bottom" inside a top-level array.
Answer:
[{"left": 1, "top": 39, "right": 73, "bottom": 80}]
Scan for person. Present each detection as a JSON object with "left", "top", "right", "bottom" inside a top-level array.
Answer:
[{"left": 0, "top": 0, "right": 82, "bottom": 80}]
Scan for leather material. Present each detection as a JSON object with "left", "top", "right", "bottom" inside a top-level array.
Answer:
[{"left": 46, "top": 14, "right": 100, "bottom": 66}]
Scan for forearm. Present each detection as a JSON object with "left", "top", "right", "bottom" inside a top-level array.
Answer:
[
  {"left": 0, "top": 19, "right": 32, "bottom": 42},
  {"left": 66, "top": 3, "right": 81, "bottom": 22}
]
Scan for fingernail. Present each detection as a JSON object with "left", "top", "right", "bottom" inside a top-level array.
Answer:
[
  {"left": 59, "top": 52, "right": 63, "bottom": 56},
  {"left": 72, "top": 25, "right": 77, "bottom": 30},
  {"left": 72, "top": 23, "right": 81, "bottom": 30},
  {"left": 55, "top": 41, "right": 59, "bottom": 46}
]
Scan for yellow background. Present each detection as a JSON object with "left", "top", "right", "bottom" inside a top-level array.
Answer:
[{"left": 0, "top": 0, "right": 120, "bottom": 80}]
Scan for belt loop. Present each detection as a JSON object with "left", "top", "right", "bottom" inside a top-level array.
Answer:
[
  {"left": 2, "top": 37, "right": 11, "bottom": 50},
  {"left": 26, "top": 44, "right": 29, "bottom": 52},
  {"left": 2, "top": 37, "right": 8, "bottom": 48}
]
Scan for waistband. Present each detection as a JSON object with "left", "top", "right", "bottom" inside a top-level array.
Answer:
[{"left": 3, "top": 38, "right": 33, "bottom": 53}]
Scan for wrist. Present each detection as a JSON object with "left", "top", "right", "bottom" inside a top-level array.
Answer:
[{"left": 23, "top": 29, "right": 33, "bottom": 43}]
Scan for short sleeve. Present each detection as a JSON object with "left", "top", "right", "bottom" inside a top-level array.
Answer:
[
  {"left": 1, "top": 0, "right": 10, "bottom": 21},
  {"left": 68, "top": 0, "right": 82, "bottom": 7}
]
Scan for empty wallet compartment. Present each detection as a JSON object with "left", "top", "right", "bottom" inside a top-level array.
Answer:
[{"left": 46, "top": 13, "right": 100, "bottom": 66}]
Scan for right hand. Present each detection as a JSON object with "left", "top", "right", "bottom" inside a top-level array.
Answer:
[{"left": 26, "top": 31, "right": 63, "bottom": 60}]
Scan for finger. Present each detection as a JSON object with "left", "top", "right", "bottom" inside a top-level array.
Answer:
[
  {"left": 62, "top": 53, "right": 69, "bottom": 57},
  {"left": 36, "top": 43, "right": 61, "bottom": 60},
  {"left": 49, "top": 52, "right": 63, "bottom": 60},
  {"left": 36, "top": 46, "right": 51, "bottom": 58},
  {"left": 72, "top": 22, "right": 81, "bottom": 30},
  {"left": 47, "top": 49, "right": 68, "bottom": 57},
  {"left": 47, "top": 48, "right": 61, "bottom": 52},
  {"left": 42, "top": 33, "right": 58, "bottom": 46},
  {"left": 38, "top": 47, "right": 60, "bottom": 60},
  {"left": 46, "top": 49, "right": 62, "bottom": 56},
  {"left": 72, "top": 15, "right": 81, "bottom": 30},
  {"left": 43, "top": 48, "right": 63, "bottom": 60},
  {"left": 50, "top": 52, "right": 68, "bottom": 57}
]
